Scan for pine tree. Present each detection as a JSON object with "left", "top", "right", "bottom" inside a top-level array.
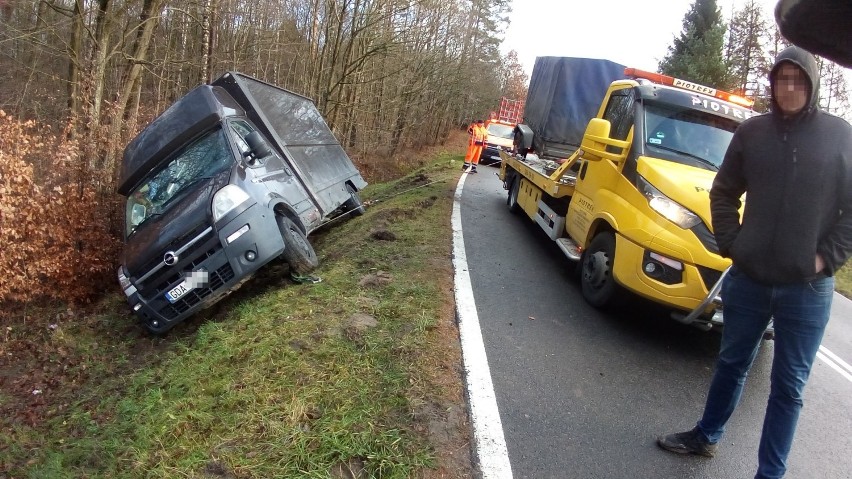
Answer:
[
  {"left": 724, "top": 0, "right": 770, "bottom": 100},
  {"left": 659, "top": 0, "right": 730, "bottom": 89}
]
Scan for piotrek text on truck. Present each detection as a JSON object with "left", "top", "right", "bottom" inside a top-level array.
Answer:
[
  {"left": 116, "top": 72, "right": 367, "bottom": 334},
  {"left": 501, "top": 57, "right": 769, "bottom": 334}
]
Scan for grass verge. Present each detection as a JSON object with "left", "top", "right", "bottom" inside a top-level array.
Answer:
[
  {"left": 0, "top": 155, "right": 471, "bottom": 478},
  {"left": 835, "top": 263, "right": 852, "bottom": 299}
]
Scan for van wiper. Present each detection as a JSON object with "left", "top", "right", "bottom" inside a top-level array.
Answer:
[
  {"left": 650, "top": 144, "right": 719, "bottom": 171},
  {"left": 128, "top": 211, "right": 164, "bottom": 238},
  {"left": 158, "top": 174, "right": 220, "bottom": 209},
  {"left": 127, "top": 175, "right": 219, "bottom": 237}
]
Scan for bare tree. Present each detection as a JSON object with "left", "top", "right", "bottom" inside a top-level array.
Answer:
[{"left": 1, "top": 0, "right": 513, "bottom": 181}]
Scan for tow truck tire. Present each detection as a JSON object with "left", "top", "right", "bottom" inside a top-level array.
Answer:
[
  {"left": 507, "top": 177, "right": 521, "bottom": 213},
  {"left": 581, "top": 232, "right": 618, "bottom": 308},
  {"left": 278, "top": 216, "right": 319, "bottom": 274},
  {"left": 343, "top": 184, "right": 365, "bottom": 216}
]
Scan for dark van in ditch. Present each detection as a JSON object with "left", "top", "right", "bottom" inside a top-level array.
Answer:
[{"left": 116, "top": 72, "right": 367, "bottom": 334}]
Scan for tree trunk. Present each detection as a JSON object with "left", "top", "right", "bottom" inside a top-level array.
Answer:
[
  {"left": 66, "top": 0, "right": 84, "bottom": 136},
  {"left": 103, "top": 0, "right": 165, "bottom": 172}
]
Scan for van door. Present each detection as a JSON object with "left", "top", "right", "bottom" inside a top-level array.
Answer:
[{"left": 227, "top": 119, "right": 316, "bottom": 226}]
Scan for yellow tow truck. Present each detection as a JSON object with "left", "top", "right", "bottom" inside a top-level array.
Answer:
[{"left": 501, "top": 57, "right": 762, "bottom": 333}]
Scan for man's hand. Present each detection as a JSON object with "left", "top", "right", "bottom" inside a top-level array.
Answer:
[{"left": 815, "top": 254, "right": 826, "bottom": 274}]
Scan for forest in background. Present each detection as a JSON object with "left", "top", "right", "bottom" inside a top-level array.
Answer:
[
  {"left": 660, "top": 0, "right": 850, "bottom": 116},
  {"left": 0, "top": 0, "right": 850, "bottom": 308},
  {"left": 0, "top": 0, "right": 528, "bottom": 307},
  {"left": 0, "top": 0, "right": 529, "bottom": 175}
]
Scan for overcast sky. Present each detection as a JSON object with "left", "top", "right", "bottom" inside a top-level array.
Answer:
[{"left": 500, "top": 0, "right": 787, "bottom": 78}]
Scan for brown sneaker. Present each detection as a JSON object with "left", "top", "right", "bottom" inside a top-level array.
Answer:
[{"left": 657, "top": 427, "right": 718, "bottom": 457}]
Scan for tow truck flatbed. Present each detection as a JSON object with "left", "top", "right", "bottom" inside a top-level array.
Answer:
[{"left": 498, "top": 150, "right": 577, "bottom": 198}]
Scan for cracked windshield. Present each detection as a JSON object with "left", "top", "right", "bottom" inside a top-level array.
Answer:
[
  {"left": 643, "top": 103, "right": 739, "bottom": 171},
  {"left": 126, "top": 128, "right": 233, "bottom": 235}
]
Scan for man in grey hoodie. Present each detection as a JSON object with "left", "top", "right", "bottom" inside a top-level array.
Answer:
[{"left": 657, "top": 46, "right": 852, "bottom": 479}]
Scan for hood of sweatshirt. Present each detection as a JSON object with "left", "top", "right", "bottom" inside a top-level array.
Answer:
[{"left": 769, "top": 46, "right": 820, "bottom": 117}]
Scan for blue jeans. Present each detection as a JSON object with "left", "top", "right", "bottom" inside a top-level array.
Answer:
[{"left": 696, "top": 265, "right": 834, "bottom": 479}]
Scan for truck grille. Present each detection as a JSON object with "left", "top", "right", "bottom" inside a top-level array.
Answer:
[
  {"left": 136, "top": 222, "right": 211, "bottom": 276},
  {"left": 152, "top": 247, "right": 220, "bottom": 295},
  {"left": 158, "top": 262, "right": 235, "bottom": 320},
  {"left": 132, "top": 221, "right": 240, "bottom": 321}
]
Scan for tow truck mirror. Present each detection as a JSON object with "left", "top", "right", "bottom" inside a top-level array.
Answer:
[
  {"left": 244, "top": 131, "right": 271, "bottom": 166},
  {"left": 580, "top": 119, "right": 612, "bottom": 161}
]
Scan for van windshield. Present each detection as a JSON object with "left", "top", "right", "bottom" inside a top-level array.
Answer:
[
  {"left": 126, "top": 128, "right": 233, "bottom": 236},
  {"left": 643, "top": 102, "right": 739, "bottom": 171},
  {"left": 487, "top": 123, "right": 515, "bottom": 139}
]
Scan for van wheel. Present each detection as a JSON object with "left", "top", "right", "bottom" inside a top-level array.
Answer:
[
  {"left": 581, "top": 232, "right": 618, "bottom": 308},
  {"left": 277, "top": 216, "right": 318, "bottom": 274},
  {"left": 507, "top": 177, "right": 521, "bottom": 213},
  {"left": 343, "top": 184, "right": 365, "bottom": 216}
]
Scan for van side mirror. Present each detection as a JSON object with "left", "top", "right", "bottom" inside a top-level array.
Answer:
[{"left": 244, "top": 131, "right": 271, "bottom": 165}]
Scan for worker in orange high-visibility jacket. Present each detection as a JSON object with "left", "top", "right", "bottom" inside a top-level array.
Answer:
[{"left": 463, "top": 119, "right": 487, "bottom": 173}]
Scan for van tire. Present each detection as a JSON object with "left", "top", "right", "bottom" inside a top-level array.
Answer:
[
  {"left": 278, "top": 216, "right": 318, "bottom": 274},
  {"left": 344, "top": 184, "right": 365, "bottom": 216},
  {"left": 507, "top": 177, "right": 521, "bottom": 213},
  {"left": 581, "top": 232, "right": 618, "bottom": 308}
]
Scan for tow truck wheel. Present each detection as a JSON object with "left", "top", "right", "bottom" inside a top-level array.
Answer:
[
  {"left": 343, "top": 184, "right": 365, "bottom": 216},
  {"left": 277, "top": 216, "right": 319, "bottom": 274},
  {"left": 507, "top": 177, "right": 521, "bottom": 213},
  {"left": 581, "top": 232, "right": 618, "bottom": 308}
]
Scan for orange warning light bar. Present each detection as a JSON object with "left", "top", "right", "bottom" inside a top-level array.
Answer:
[{"left": 624, "top": 67, "right": 754, "bottom": 108}]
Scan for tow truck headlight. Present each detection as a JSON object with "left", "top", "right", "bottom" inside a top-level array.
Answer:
[
  {"left": 638, "top": 176, "right": 701, "bottom": 229},
  {"left": 212, "top": 185, "right": 250, "bottom": 222}
]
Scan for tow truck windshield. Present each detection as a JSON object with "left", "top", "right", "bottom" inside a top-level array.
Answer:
[
  {"left": 126, "top": 128, "right": 234, "bottom": 236},
  {"left": 643, "top": 102, "right": 739, "bottom": 171}
]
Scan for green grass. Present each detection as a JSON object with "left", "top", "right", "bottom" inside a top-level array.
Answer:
[
  {"left": 1, "top": 155, "right": 466, "bottom": 478},
  {"left": 835, "top": 263, "right": 852, "bottom": 299}
]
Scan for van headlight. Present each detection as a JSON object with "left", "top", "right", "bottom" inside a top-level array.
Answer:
[
  {"left": 212, "top": 185, "right": 250, "bottom": 222},
  {"left": 637, "top": 176, "right": 701, "bottom": 229}
]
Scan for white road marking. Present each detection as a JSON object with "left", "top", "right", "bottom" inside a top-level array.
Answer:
[
  {"left": 452, "top": 172, "right": 514, "bottom": 478},
  {"left": 817, "top": 346, "right": 852, "bottom": 384}
]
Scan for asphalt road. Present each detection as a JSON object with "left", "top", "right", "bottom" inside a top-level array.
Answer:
[{"left": 458, "top": 167, "right": 852, "bottom": 479}]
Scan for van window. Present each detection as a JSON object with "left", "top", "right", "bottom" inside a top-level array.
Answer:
[{"left": 230, "top": 120, "right": 255, "bottom": 157}]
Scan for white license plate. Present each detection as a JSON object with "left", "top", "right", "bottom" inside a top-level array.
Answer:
[{"left": 165, "top": 279, "right": 193, "bottom": 303}]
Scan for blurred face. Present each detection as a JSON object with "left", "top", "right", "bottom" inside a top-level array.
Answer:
[{"left": 774, "top": 63, "right": 809, "bottom": 116}]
